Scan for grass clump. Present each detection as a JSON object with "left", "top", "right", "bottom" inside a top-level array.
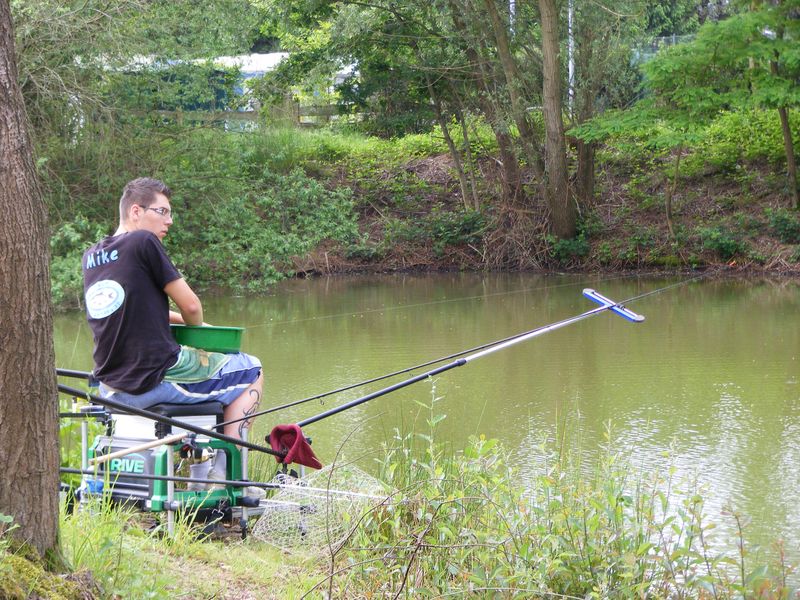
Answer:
[
  {"left": 0, "top": 513, "right": 91, "bottom": 600},
  {"left": 48, "top": 406, "right": 798, "bottom": 598},
  {"left": 321, "top": 422, "right": 797, "bottom": 598}
]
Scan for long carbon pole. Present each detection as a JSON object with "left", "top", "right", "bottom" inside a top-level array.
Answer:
[{"left": 298, "top": 293, "right": 641, "bottom": 428}]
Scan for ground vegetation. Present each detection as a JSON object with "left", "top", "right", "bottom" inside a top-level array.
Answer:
[{"left": 6, "top": 420, "right": 798, "bottom": 598}]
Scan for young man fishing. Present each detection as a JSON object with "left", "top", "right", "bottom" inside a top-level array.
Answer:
[{"left": 82, "top": 177, "right": 263, "bottom": 440}]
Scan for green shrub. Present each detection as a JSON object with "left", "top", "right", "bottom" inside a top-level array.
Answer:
[
  {"left": 50, "top": 216, "right": 108, "bottom": 309},
  {"left": 549, "top": 234, "right": 590, "bottom": 263},
  {"left": 766, "top": 207, "right": 800, "bottom": 244},
  {"left": 169, "top": 168, "right": 359, "bottom": 291},
  {"left": 683, "top": 109, "right": 800, "bottom": 176},
  {"left": 697, "top": 225, "right": 748, "bottom": 259},
  {"left": 338, "top": 421, "right": 795, "bottom": 598},
  {"left": 382, "top": 208, "right": 485, "bottom": 255},
  {"left": 428, "top": 208, "right": 485, "bottom": 255}
]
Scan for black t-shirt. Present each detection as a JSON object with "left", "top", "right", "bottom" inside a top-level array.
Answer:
[{"left": 82, "top": 230, "right": 182, "bottom": 394}]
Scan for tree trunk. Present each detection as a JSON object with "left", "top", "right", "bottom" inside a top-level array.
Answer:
[
  {"left": 447, "top": 0, "right": 522, "bottom": 203},
  {"left": 452, "top": 101, "right": 481, "bottom": 210},
  {"left": 482, "top": 0, "right": 547, "bottom": 192},
  {"left": 769, "top": 34, "right": 799, "bottom": 208},
  {"left": 425, "top": 75, "right": 473, "bottom": 210},
  {"left": 0, "top": 0, "right": 60, "bottom": 558},
  {"left": 539, "top": 0, "right": 575, "bottom": 238},
  {"left": 777, "top": 107, "right": 799, "bottom": 209},
  {"left": 573, "top": 15, "right": 596, "bottom": 207}
]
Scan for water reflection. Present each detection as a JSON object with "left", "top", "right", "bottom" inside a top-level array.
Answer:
[{"left": 55, "top": 273, "right": 800, "bottom": 569}]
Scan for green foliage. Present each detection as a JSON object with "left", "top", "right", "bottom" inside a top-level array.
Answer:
[
  {"left": 682, "top": 109, "right": 800, "bottom": 175},
  {"left": 427, "top": 208, "right": 485, "bottom": 255},
  {"left": 641, "top": 4, "right": 800, "bottom": 119},
  {"left": 697, "top": 225, "right": 748, "bottom": 259},
  {"left": 0, "top": 520, "right": 85, "bottom": 600},
  {"left": 766, "top": 207, "right": 800, "bottom": 244},
  {"left": 548, "top": 233, "right": 590, "bottom": 264},
  {"left": 169, "top": 167, "right": 358, "bottom": 291},
  {"left": 50, "top": 216, "right": 108, "bottom": 308},
  {"left": 383, "top": 207, "right": 485, "bottom": 256},
  {"left": 338, "top": 423, "right": 795, "bottom": 598},
  {"left": 644, "top": 0, "right": 701, "bottom": 36},
  {"left": 61, "top": 498, "right": 186, "bottom": 597},
  {"left": 108, "top": 62, "right": 243, "bottom": 113}
]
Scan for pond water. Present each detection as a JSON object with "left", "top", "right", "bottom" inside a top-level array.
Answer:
[{"left": 55, "top": 273, "right": 800, "bottom": 568}]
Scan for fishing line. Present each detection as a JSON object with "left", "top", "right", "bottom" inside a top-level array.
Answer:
[
  {"left": 243, "top": 273, "right": 638, "bottom": 330},
  {"left": 297, "top": 269, "right": 726, "bottom": 427},
  {"left": 219, "top": 269, "right": 717, "bottom": 430}
]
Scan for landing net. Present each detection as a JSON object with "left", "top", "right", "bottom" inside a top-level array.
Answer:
[{"left": 250, "top": 464, "right": 392, "bottom": 554}]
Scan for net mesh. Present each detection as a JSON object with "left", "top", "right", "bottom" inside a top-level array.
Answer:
[{"left": 250, "top": 464, "right": 391, "bottom": 554}]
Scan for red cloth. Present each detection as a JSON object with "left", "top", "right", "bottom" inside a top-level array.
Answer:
[{"left": 269, "top": 424, "right": 323, "bottom": 469}]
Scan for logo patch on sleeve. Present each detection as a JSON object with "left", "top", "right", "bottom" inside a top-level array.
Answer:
[{"left": 86, "top": 280, "right": 125, "bottom": 319}]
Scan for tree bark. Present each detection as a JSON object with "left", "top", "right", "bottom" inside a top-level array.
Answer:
[
  {"left": 539, "top": 0, "right": 575, "bottom": 238},
  {"left": 573, "top": 15, "right": 596, "bottom": 207},
  {"left": 777, "top": 106, "right": 799, "bottom": 209},
  {"left": 447, "top": 0, "right": 522, "bottom": 203},
  {"left": 452, "top": 100, "right": 481, "bottom": 210},
  {"left": 482, "top": 0, "right": 547, "bottom": 192},
  {"left": 0, "top": 0, "right": 60, "bottom": 558},
  {"left": 425, "top": 74, "right": 474, "bottom": 210},
  {"left": 769, "top": 32, "right": 798, "bottom": 208}
]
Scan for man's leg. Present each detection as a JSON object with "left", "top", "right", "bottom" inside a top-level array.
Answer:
[{"left": 223, "top": 372, "right": 264, "bottom": 439}]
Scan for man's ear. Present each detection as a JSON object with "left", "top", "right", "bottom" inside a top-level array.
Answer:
[{"left": 126, "top": 204, "right": 141, "bottom": 223}]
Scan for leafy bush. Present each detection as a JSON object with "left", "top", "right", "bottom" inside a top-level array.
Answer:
[
  {"left": 382, "top": 208, "right": 485, "bottom": 256},
  {"left": 428, "top": 209, "right": 485, "bottom": 255},
  {"left": 46, "top": 125, "right": 374, "bottom": 306},
  {"left": 766, "top": 207, "right": 800, "bottom": 244},
  {"left": 169, "top": 168, "right": 359, "bottom": 291},
  {"left": 336, "top": 420, "right": 795, "bottom": 598},
  {"left": 549, "top": 234, "right": 590, "bottom": 264},
  {"left": 50, "top": 216, "right": 109, "bottom": 309},
  {"left": 697, "top": 225, "right": 748, "bottom": 259},
  {"left": 682, "top": 109, "right": 800, "bottom": 176}
]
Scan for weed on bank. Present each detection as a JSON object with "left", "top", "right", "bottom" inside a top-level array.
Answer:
[{"left": 6, "top": 423, "right": 798, "bottom": 598}]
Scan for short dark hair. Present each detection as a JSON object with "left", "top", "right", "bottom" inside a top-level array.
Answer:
[{"left": 119, "top": 178, "right": 172, "bottom": 221}]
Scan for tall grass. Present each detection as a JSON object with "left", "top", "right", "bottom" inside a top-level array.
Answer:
[
  {"left": 321, "top": 413, "right": 798, "bottom": 598},
  {"left": 45, "top": 391, "right": 800, "bottom": 597}
]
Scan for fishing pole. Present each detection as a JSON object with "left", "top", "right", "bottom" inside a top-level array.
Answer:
[
  {"left": 60, "top": 468, "right": 385, "bottom": 498},
  {"left": 294, "top": 269, "right": 724, "bottom": 428},
  {"left": 296, "top": 288, "right": 644, "bottom": 428},
  {"left": 57, "top": 382, "right": 284, "bottom": 458},
  {"left": 221, "top": 270, "right": 715, "bottom": 431}
]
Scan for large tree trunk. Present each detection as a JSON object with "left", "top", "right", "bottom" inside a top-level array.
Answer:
[
  {"left": 573, "top": 15, "right": 596, "bottom": 207},
  {"left": 0, "top": 0, "right": 60, "bottom": 558},
  {"left": 539, "top": 0, "right": 575, "bottom": 238}
]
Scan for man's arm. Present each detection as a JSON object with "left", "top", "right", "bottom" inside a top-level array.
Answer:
[{"left": 164, "top": 278, "right": 203, "bottom": 326}]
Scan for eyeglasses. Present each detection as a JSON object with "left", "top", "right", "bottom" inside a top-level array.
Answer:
[{"left": 138, "top": 205, "right": 172, "bottom": 218}]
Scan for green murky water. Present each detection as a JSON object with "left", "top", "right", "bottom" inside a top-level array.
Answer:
[{"left": 55, "top": 273, "right": 800, "bottom": 565}]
